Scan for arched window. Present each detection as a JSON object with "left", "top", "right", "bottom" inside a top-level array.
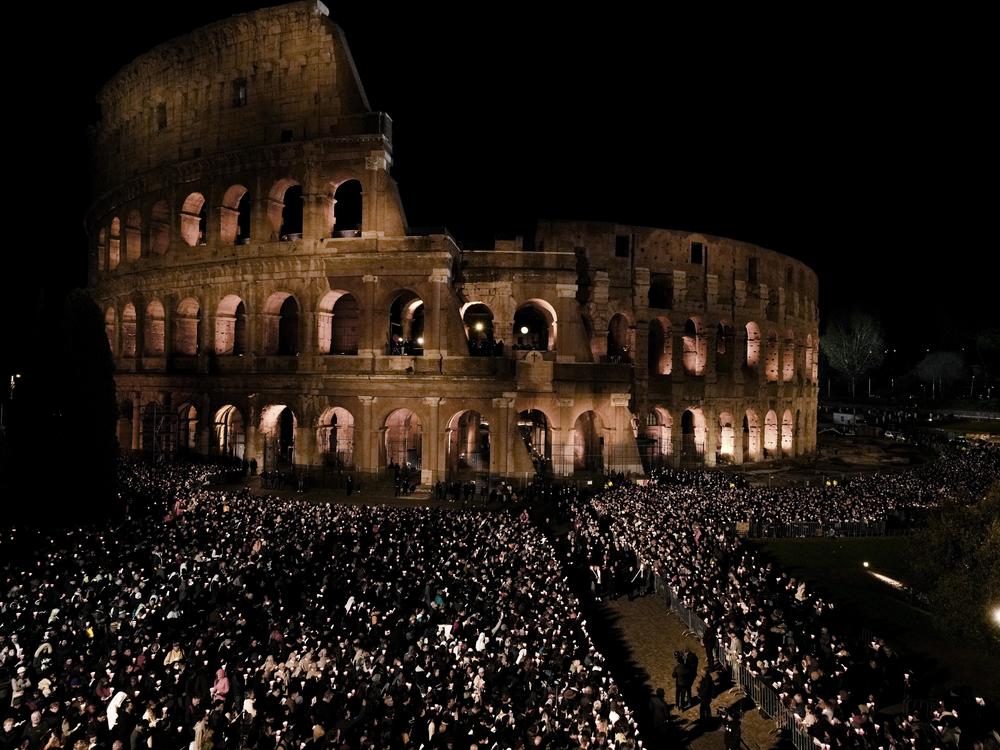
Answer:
[
  {"left": 109, "top": 218, "right": 121, "bottom": 270},
  {"left": 745, "top": 322, "right": 761, "bottom": 367},
  {"left": 681, "top": 408, "right": 706, "bottom": 460},
  {"left": 122, "top": 304, "right": 137, "bottom": 357},
  {"left": 318, "top": 290, "right": 359, "bottom": 355},
  {"left": 213, "top": 405, "right": 245, "bottom": 459},
  {"left": 639, "top": 407, "right": 672, "bottom": 472},
  {"left": 318, "top": 407, "right": 355, "bottom": 468},
  {"left": 215, "top": 295, "right": 247, "bottom": 356},
  {"left": 150, "top": 200, "right": 171, "bottom": 254},
  {"left": 262, "top": 292, "right": 299, "bottom": 355},
  {"left": 765, "top": 333, "right": 779, "bottom": 382},
  {"left": 682, "top": 318, "right": 706, "bottom": 376},
  {"left": 260, "top": 404, "right": 297, "bottom": 467},
  {"left": 462, "top": 303, "right": 495, "bottom": 356},
  {"left": 332, "top": 179, "right": 362, "bottom": 237},
  {"left": 268, "top": 179, "right": 302, "bottom": 240},
  {"left": 606, "top": 314, "right": 631, "bottom": 364},
  {"left": 144, "top": 300, "right": 165, "bottom": 356},
  {"left": 516, "top": 409, "right": 551, "bottom": 473},
  {"left": 104, "top": 307, "right": 116, "bottom": 355},
  {"left": 447, "top": 410, "right": 490, "bottom": 475},
  {"left": 174, "top": 298, "right": 200, "bottom": 356},
  {"left": 648, "top": 317, "right": 672, "bottom": 375},
  {"left": 220, "top": 185, "right": 251, "bottom": 245},
  {"left": 180, "top": 193, "right": 207, "bottom": 247},
  {"left": 125, "top": 210, "right": 142, "bottom": 262},
  {"left": 178, "top": 403, "right": 198, "bottom": 452},
  {"left": 573, "top": 410, "right": 605, "bottom": 473},
  {"left": 388, "top": 291, "right": 425, "bottom": 355},
  {"left": 513, "top": 299, "right": 557, "bottom": 352},
  {"left": 384, "top": 408, "right": 422, "bottom": 468}
]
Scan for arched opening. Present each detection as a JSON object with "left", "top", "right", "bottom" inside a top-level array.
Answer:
[
  {"left": 109, "top": 218, "right": 121, "bottom": 269},
  {"left": 215, "top": 295, "right": 247, "bottom": 356},
  {"left": 270, "top": 180, "right": 303, "bottom": 240},
  {"left": 104, "top": 307, "right": 116, "bottom": 355},
  {"left": 150, "top": 200, "right": 170, "bottom": 254},
  {"left": 174, "top": 298, "right": 200, "bottom": 356},
  {"left": 513, "top": 300, "right": 556, "bottom": 351},
  {"left": 141, "top": 402, "right": 170, "bottom": 454},
  {"left": 462, "top": 302, "right": 495, "bottom": 356},
  {"left": 639, "top": 407, "right": 672, "bottom": 472},
  {"left": 143, "top": 300, "right": 165, "bottom": 356},
  {"left": 781, "top": 409, "right": 794, "bottom": 455},
  {"left": 682, "top": 318, "right": 706, "bottom": 376},
  {"left": 716, "top": 322, "right": 734, "bottom": 373},
  {"left": 122, "top": 303, "right": 137, "bottom": 358},
  {"left": 125, "top": 210, "right": 142, "bottom": 262},
  {"left": 717, "top": 412, "right": 735, "bottom": 461},
  {"left": 743, "top": 410, "right": 762, "bottom": 462},
  {"left": 388, "top": 291, "right": 425, "bottom": 355},
  {"left": 97, "top": 229, "right": 107, "bottom": 271},
  {"left": 261, "top": 405, "right": 297, "bottom": 467},
  {"left": 220, "top": 185, "right": 251, "bottom": 245},
  {"left": 648, "top": 317, "right": 672, "bottom": 375},
  {"left": 261, "top": 292, "right": 299, "bottom": 355},
  {"left": 680, "top": 408, "right": 706, "bottom": 462},
  {"left": 765, "top": 333, "right": 780, "bottom": 382},
  {"left": 746, "top": 322, "right": 761, "bottom": 368},
  {"left": 782, "top": 329, "right": 796, "bottom": 382},
  {"left": 606, "top": 314, "right": 631, "bottom": 364},
  {"left": 318, "top": 290, "right": 359, "bottom": 355},
  {"left": 804, "top": 334, "right": 815, "bottom": 383},
  {"left": 213, "top": 405, "right": 245, "bottom": 459},
  {"left": 648, "top": 274, "right": 673, "bottom": 309},
  {"left": 318, "top": 407, "right": 355, "bottom": 468},
  {"left": 447, "top": 410, "right": 490, "bottom": 476},
  {"left": 384, "top": 408, "right": 422, "bottom": 469},
  {"left": 332, "top": 179, "right": 362, "bottom": 237},
  {"left": 573, "top": 410, "right": 605, "bottom": 473},
  {"left": 764, "top": 410, "right": 779, "bottom": 456},
  {"left": 178, "top": 403, "right": 198, "bottom": 452},
  {"left": 517, "top": 409, "right": 551, "bottom": 474},
  {"left": 180, "top": 193, "right": 207, "bottom": 247}
]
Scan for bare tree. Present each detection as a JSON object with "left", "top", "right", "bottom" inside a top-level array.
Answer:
[
  {"left": 915, "top": 351, "right": 966, "bottom": 399},
  {"left": 821, "top": 312, "right": 885, "bottom": 399}
]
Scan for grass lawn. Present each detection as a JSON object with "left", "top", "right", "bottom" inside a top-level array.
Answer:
[{"left": 753, "top": 537, "right": 1000, "bottom": 703}]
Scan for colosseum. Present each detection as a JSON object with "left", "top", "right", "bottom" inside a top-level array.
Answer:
[{"left": 88, "top": 1, "right": 819, "bottom": 484}]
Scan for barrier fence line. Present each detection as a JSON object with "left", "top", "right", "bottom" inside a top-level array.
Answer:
[{"left": 656, "top": 574, "right": 815, "bottom": 750}]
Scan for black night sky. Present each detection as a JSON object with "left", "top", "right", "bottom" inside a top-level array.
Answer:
[{"left": 5, "top": 3, "right": 995, "bottom": 375}]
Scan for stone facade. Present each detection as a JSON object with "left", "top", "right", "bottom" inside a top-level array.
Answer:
[{"left": 88, "top": 1, "right": 818, "bottom": 483}]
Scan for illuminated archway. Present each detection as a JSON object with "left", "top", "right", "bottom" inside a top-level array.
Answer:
[
  {"left": 681, "top": 408, "right": 706, "bottom": 461},
  {"left": 447, "top": 410, "right": 490, "bottom": 475},
  {"left": 513, "top": 299, "right": 557, "bottom": 351},
  {"left": 764, "top": 410, "right": 779, "bottom": 455},
  {"left": 213, "top": 405, "right": 245, "bottom": 459},
  {"left": 462, "top": 302, "right": 495, "bottom": 356},
  {"left": 178, "top": 402, "right": 198, "bottom": 452},
  {"left": 517, "top": 409, "right": 552, "bottom": 471},
  {"left": 640, "top": 407, "right": 672, "bottom": 472},
  {"left": 262, "top": 292, "right": 299, "bottom": 355},
  {"left": 682, "top": 318, "right": 706, "bottom": 375},
  {"left": 648, "top": 317, "right": 672, "bottom": 375},
  {"left": 260, "top": 404, "right": 297, "bottom": 467},
  {"left": 318, "top": 290, "right": 359, "bottom": 355},
  {"left": 174, "top": 298, "right": 200, "bottom": 356},
  {"left": 388, "top": 291, "right": 425, "bottom": 355},
  {"left": 215, "top": 295, "right": 247, "bottom": 356},
  {"left": 573, "top": 410, "right": 605, "bottom": 473},
  {"left": 384, "top": 408, "right": 422, "bottom": 468},
  {"left": 745, "top": 322, "right": 761, "bottom": 367},
  {"left": 606, "top": 314, "right": 631, "bottom": 363},
  {"left": 318, "top": 407, "right": 355, "bottom": 468},
  {"left": 143, "top": 300, "right": 165, "bottom": 356},
  {"left": 180, "top": 193, "right": 207, "bottom": 247}
]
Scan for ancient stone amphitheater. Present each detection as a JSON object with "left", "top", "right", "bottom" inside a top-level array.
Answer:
[{"left": 89, "top": 1, "right": 819, "bottom": 483}]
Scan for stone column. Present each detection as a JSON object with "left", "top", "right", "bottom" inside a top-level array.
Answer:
[
  {"left": 357, "top": 396, "right": 378, "bottom": 477},
  {"left": 704, "top": 410, "right": 718, "bottom": 467},
  {"left": 555, "top": 283, "right": 587, "bottom": 362},
  {"left": 245, "top": 394, "right": 261, "bottom": 466},
  {"left": 303, "top": 192, "right": 333, "bottom": 240},
  {"left": 360, "top": 275, "right": 379, "bottom": 358},
  {"left": 422, "top": 397, "right": 442, "bottom": 485},
  {"left": 556, "top": 398, "right": 575, "bottom": 477},
  {"left": 426, "top": 268, "right": 450, "bottom": 359},
  {"left": 733, "top": 415, "right": 745, "bottom": 464},
  {"left": 198, "top": 393, "right": 211, "bottom": 456},
  {"left": 131, "top": 392, "right": 142, "bottom": 451},
  {"left": 491, "top": 395, "right": 514, "bottom": 478}
]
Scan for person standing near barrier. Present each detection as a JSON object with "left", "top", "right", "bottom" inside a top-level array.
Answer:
[
  {"left": 672, "top": 650, "right": 692, "bottom": 710},
  {"left": 649, "top": 687, "right": 670, "bottom": 744},
  {"left": 697, "top": 669, "right": 715, "bottom": 723}
]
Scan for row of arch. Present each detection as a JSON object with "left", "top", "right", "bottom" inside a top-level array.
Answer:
[{"left": 97, "top": 178, "right": 363, "bottom": 270}]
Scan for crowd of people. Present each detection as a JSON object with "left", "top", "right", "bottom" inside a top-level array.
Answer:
[
  {"left": 562, "top": 439, "right": 1000, "bottom": 749},
  {"left": 0, "top": 462, "right": 640, "bottom": 750}
]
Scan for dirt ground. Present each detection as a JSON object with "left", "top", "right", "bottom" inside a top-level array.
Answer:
[{"left": 602, "top": 596, "right": 782, "bottom": 750}]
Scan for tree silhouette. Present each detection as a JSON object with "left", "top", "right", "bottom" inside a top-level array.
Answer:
[{"left": 820, "top": 312, "right": 885, "bottom": 399}]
